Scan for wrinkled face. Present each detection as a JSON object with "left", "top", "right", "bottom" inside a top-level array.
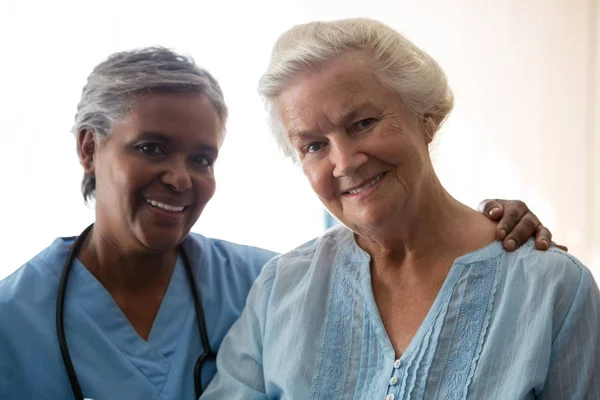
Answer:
[
  {"left": 277, "top": 52, "right": 433, "bottom": 232},
  {"left": 86, "top": 92, "right": 222, "bottom": 252}
]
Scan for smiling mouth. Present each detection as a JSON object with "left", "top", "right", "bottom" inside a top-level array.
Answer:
[
  {"left": 144, "top": 198, "right": 188, "bottom": 213},
  {"left": 345, "top": 173, "right": 386, "bottom": 195}
]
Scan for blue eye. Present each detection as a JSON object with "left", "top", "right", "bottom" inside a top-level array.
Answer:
[
  {"left": 305, "top": 142, "right": 327, "bottom": 154},
  {"left": 356, "top": 118, "right": 376, "bottom": 130}
]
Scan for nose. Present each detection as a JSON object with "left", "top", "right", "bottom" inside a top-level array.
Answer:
[
  {"left": 331, "top": 138, "right": 368, "bottom": 178},
  {"left": 161, "top": 158, "right": 192, "bottom": 192}
]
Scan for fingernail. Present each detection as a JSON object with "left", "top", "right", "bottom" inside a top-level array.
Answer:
[
  {"left": 541, "top": 239, "right": 549, "bottom": 248},
  {"left": 499, "top": 229, "right": 507, "bottom": 239},
  {"left": 506, "top": 239, "right": 516, "bottom": 251},
  {"left": 489, "top": 207, "right": 500, "bottom": 216}
]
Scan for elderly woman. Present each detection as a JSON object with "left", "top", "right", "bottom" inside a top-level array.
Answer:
[
  {"left": 203, "top": 19, "right": 600, "bottom": 399},
  {"left": 0, "top": 48, "right": 275, "bottom": 400},
  {"left": 0, "top": 47, "right": 558, "bottom": 399}
]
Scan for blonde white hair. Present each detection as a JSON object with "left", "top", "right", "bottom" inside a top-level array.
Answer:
[{"left": 258, "top": 18, "right": 454, "bottom": 159}]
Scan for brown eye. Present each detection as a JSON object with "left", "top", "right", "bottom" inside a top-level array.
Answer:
[
  {"left": 137, "top": 143, "right": 164, "bottom": 155},
  {"left": 193, "top": 155, "right": 214, "bottom": 167}
]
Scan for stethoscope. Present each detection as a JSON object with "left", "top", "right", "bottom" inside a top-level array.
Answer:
[{"left": 56, "top": 223, "right": 216, "bottom": 400}]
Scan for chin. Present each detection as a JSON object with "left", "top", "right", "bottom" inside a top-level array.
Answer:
[
  {"left": 343, "top": 207, "right": 391, "bottom": 230},
  {"left": 137, "top": 228, "right": 187, "bottom": 252},
  {"left": 350, "top": 219, "right": 388, "bottom": 235}
]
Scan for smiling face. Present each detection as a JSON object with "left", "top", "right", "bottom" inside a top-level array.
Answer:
[
  {"left": 277, "top": 52, "right": 435, "bottom": 233},
  {"left": 81, "top": 92, "right": 222, "bottom": 252}
]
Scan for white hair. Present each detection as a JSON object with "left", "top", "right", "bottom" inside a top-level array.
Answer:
[
  {"left": 73, "top": 47, "right": 227, "bottom": 202},
  {"left": 258, "top": 18, "right": 454, "bottom": 160}
]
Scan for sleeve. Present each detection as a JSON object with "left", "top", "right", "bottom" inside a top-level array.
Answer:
[
  {"left": 200, "top": 259, "right": 277, "bottom": 400},
  {"left": 539, "top": 261, "right": 600, "bottom": 399}
]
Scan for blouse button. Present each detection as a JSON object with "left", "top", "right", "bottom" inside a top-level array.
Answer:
[
  {"left": 393, "top": 359, "right": 401, "bottom": 369},
  {"left": 385, "top": 394, "right": 395, "bottom": 400},
  {"left": 389, "top": 376, "right": 399, "bottom": 386}
]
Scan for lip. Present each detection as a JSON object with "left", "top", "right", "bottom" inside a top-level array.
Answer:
[
  {"left": 143, "top": 196, "right": 191, "bottom": 218},
  {"left": 144, "top": 202, "right": 189, "bottom": 221},
  {"left": 143, "top": 195, "right": 190, "bottom": 208},
  {"left": 342, "top": 172, "right": 387, "bottom": 199},
  {"left": 342, "top": 172, "right": 387, "bottom": 194}
]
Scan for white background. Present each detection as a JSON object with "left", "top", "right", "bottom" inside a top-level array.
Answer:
[{"left": 0, "top": 0, "right": 598, "bottom": 279}]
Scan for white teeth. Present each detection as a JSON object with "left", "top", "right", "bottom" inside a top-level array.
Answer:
[
  {"left": 145, "top": 199, "right": 185, "bottom": 212},
  {"left": 348, "top": 174, "right": 382, "bottom": 194}
]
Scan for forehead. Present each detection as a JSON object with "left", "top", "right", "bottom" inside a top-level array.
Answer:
[
  {"left": 277, "top": 53, "right": 387, "bottom": 127},
  {"left": 115, "top": 92, "right": 223, "bottom": 146}
]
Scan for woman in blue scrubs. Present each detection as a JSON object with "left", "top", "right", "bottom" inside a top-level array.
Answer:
[{"left": 0, "top": 47, "right": 557, "bottom": 400}]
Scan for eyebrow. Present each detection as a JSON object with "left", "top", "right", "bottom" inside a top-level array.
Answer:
[
  {"left": 138, "top": 131, "right": 173, "bottom": 143},
  {"left": 337, "top": 103, "right": 380, "bottom": 125},
  {"left": 138, "top": 131, "right": 218, "bottom": 153},
  {"left": 289, "top": 129, "right": 319, "bottom": 139},
  {"left": 287, "top": 129, "right": 325, "bottom": 147},
  {"left": 289, "top": 102, "right": 381, "bottom": 139}
]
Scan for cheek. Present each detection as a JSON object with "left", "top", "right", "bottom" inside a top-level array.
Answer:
[
  {"left": 195, "top": 175, "right": 217, "bottom": 204},
  {"left": 95, "top": 158, "right": 135, "bottom": 199},
  {"left": 103, "top": 157, "right": 157, "bottom": 208},
  {"left": 372, "top": 125, "right": 428, "bottom": 169},
  {"left": 116, "top": 162, "right": 151, "bottom": 198},
  {"left": 302, "top": 160, "right": 335, "bottom": 201}
]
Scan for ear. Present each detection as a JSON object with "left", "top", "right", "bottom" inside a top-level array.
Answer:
[
  {"left": 77, "top": 128, "right": 98, "bottom": 174},
  {"left": 421, "top": 115, "right": 436, "bottom": 144}
]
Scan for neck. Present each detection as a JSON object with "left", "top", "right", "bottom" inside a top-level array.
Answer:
[
  {"left": 356, "top": 172, "right": 496, "bottom": 271},
  {"left": 78, "top": 224, "right": 178, "bottom": 297}
]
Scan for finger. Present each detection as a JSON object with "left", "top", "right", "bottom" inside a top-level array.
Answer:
[
  {"left": 478, "top": 199, "right": 504, "bottom": 221},
  {"left": 503, "top": 212, "right": 538, "bottom": 251},
  {"left": 534, "top": 225, "right": 552, "bottom": 250},
  {"left": 496, "top": 205, "right": 523, "bottom": 241},
  {"left": 552, "top": 242, "right": 569, "bottom": 252}
]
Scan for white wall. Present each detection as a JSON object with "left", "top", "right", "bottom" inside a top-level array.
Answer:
[
  {"left": 593, "top": 0, "right": 600, "bottom": 278},
  {"left": 0, "top": 0, "right": 597, "bottom": 279}
]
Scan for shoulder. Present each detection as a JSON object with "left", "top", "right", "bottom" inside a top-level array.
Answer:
[
  {"left": 182, "top": 232, "right": 279, "bottom": 301},
  {"left": 184, "top": 232, "right": 278, "bottom": 273},
  {"left": 502, "top": 239, "right": 590, "bottom": 291},
  {"left": 265, "top": 224, "right": 350, "bottom": 267},
  {"left": 0, "top": 239, "right": 68, "bottom": 367},
  {"left": 498, "top": 239, "right": 597, "bottom": 332},
  {"left": 0, "top": 238, "right": 68, "bottom": 307},
  {"left": 458, "top": 239, "right": 596, "bottom": 330},
  {"left": 257, "top": 225, "right": 357, "bottom": 293}
]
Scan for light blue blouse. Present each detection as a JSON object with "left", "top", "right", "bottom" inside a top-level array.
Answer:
[
  {"left": 0, "top": 232, "right": 276, "bottom": 399},
  {"left": 203, "top": 225, "right": 600, "bottom": 399}
]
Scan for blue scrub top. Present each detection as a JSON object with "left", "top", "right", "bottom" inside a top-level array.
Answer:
[{"left": 0, "top": 232, "right": 277, "bottom": 399}]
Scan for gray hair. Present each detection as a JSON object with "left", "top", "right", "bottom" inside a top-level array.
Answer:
[
  {"left": 73, "top": 47, "right": 228, "bottom": 202},
  {"left": 258, "top": 18, "right": 454, "bottom": 160}
]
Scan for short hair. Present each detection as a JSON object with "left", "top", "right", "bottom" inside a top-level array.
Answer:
[
  {"left": 258, "top": 18, "right": 454, "bottom": 160},
  {"left": 73, "top": 47, "right": 228, "bottom": 202}
]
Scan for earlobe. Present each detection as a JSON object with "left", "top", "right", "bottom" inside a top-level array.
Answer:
[
  {"left": 422, "top": 116, "right": 436, "bottom": 144},
  {"left": 77, "top": 129, "right": 97, "bottom": 174}
]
